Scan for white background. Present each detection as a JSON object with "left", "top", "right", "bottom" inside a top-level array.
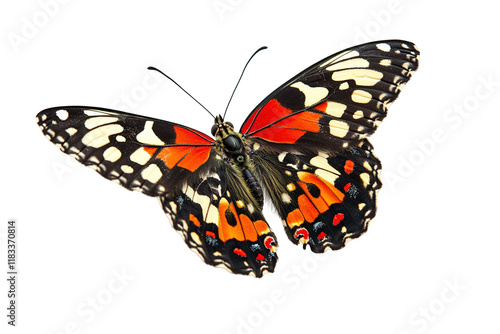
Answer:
[{"left": 2, "top": 1, "right": 499, "bottom": 333}]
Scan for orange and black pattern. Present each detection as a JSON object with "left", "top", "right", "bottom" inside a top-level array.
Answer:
[{"left": 37, "top": 40, "right": 419, "bottom": 277}]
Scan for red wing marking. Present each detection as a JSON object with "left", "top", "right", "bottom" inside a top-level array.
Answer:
[
  {"left": 177, "top": 146, "right": 211, "bottom": 172},
  {"left": 174, "top": 125, "right": 214, "bottom": 145},
  {"left": 233, "top": 248, "right": 247, "bottom": 257},
  {"left": 241, "top": 99, "right": 291, "bottom": 133},
  {"left": 333, "top": 213, "right": 345, "bottom": 226},
  {"left": 344, "top": 160, "right": 354, "bottom": 174},
  {"left": 241, "top": 99, "right": 322, "bottom": 144},
  {"left": 146, "top": 144, "right": 211, "bottom": 173}
]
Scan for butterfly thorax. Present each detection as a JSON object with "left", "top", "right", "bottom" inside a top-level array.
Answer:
[{"left": 212, "top": 115, "right": 264, "bottom": 209}]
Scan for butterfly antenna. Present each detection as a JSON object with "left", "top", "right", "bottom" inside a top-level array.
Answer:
[
  {"left": 222, "top": 46, "right": 268, "bottom": 120},
  {"left": 147, "top": 66, "right": 216, "bottom": 119}
]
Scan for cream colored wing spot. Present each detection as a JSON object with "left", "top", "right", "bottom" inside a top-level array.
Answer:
[
  {"left": 332, "top": 69, "right": 383, "bottom": 86},
  {"left": 290, "top": 82, "right": 328, "bottom": 107},
  {"left": 130, "top": 148, "right": 151, "bottom": 165},
  {"left": 359, "top": 173, "right": 370, "bottom": 187},
  {"left": 103, "top": 146, "right": 121, "bottom": 162},
  {"left": 137, "top": 121, "right": 165, "bottom": 145},
  {"left": 83, "top": 109, "right": 104, "bottom": 117},
  {"left": 322, "top": 101, "right": 347, "bottom": 117},
  {"left": 116, "top": 135, "right": 126, "bottom": 142},
  {"left": 66, "top": 127, "right": 78, "bottom": 136},
  {"left": 81, "top": 124, "right": 124, "bottom": 148},
  {"left": 329, "top": 119, "right": 349, "bottom": 138},
  {"left": 379, "top": 59, "right": 391, "bottom": 66},
  {"left": 206, "top": 204, "right": 219, "bottom": 225},
  {"left": 190, "top": 232, "right": 202, "bottom": 246},
  {"left": 325, "top": 57, "right": 369, "bottom": 71},
  {"left": 281, "top": 193, "right": 292, "bottom": 204},
  {"left": 353, "top": 110, "right": 364, "bottom": 119},
  {"left": 339, "top": 82, "right": 349, "bottom": 90},
  {"left": 56, "top": 109, "right": 68, "bottom": 121},
  {"left": 121, "top": 165, "right": 134, "bottom": 174},
  {"left": 351, "top": 90, "right": 372, "bottom": 104},
  {"left": 311, "top": 155, "right": 340, "bottom": 182},
  {"left": 141, "top": 164, "right": 162, "bottom": 183},
  {"left": 376, "top": 43, "right": 391, "bottom": 52}
]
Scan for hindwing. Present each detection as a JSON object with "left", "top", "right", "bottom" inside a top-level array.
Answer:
[
  {"left": 252, "top": 139, "right": 380, "bottom": 251},
  {"left": 160, "top": 164, "right": 277, "bottom": 277}
]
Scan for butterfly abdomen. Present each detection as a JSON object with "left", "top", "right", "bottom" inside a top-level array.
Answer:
[{"left": 242, "top": 167, "right": 264, "bottom": 209}]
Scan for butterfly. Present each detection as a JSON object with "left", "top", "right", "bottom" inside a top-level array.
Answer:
[{"left": 37, "top": 40, "right": 419, "bottom": 277}]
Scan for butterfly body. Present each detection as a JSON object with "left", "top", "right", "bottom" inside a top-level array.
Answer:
[{"left": 37, "top": 40, "right": 419, "bottom": 277}]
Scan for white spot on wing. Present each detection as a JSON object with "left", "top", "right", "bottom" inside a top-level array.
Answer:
[
  {"left": 332, "top": 69, "right": 383, "bottom": 86},
  {"left": 290, "top": 82, "right": 328, "bottom": 107},
  {"left": 66, "top": 127, "right": 78, "bottom": 136},
  {"left": 121, "top": 165, "right": 134, "bottom": 174},
  {"left": 339, "top": 82, "right": 349, "bottom": 90},
  {"left": 137, "top": 121, "right": 165, "bottom": 145},
  {"left": 278, "top": 152, "right": 287, "bottom": 162},
  {"left": 329, "top": 120, "right": 349, "bottom": 138},
  {"left": 141, "top": 164, "right": 162, "bottom": 183},
  {"left": 353, "top": 110, "right": 364, "bottom": 119},
  {"left": 190, "top": 232, "right": 202, "bottom": 246},
  {"left": 376, "top": 43, "right": 391, "bottom": 52},
  {"left": 130, "top": 148, "right": 151, "bottom": 165},
  {"left": 351, "top": 90, "right": 372, "bottom": 104},
  {"left": 81, "top": 124, "right": 124, "bottom": 148},
  {"left": 103, "top": 146, "right": 121, "bottom": 162},
  {"left": 116, "top": 135, "right": 126, "bottom": 142},
  {"left": 56, "top": 109, "right": 68, "bottom": 121},
  {"left": 281, "top": 193, "right": 292, "bottom": 203},
  {"left": 360, "top": 173, "right": 370, "bottom": 187},
  {"left": 311, "top": 155, "right": 340, "bottom": 183},
  {"left": 322, "top": 101, "right": 347, "bottom": 117},
  {"left": 84, "top": 109, "right": 104, "bottom": 117},
  {"left": 379, "top": 59, "right": 391, "bottom": 66}
]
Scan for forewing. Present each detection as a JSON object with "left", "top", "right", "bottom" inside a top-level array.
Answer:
[
  {"left": 252, "top": 139, "right": 380, "bottom": 252},
  {"left": 240, "top": 40, "right": 419, "bottom": 151},
  {"left": 160, "top": 164, "right": 278, "bottom": 277},
  {"left": 37, "top": 106, "right": 215, "bottom": 196}
]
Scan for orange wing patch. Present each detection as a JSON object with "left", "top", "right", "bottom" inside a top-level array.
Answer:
[
  {"left": 217, "top": 198, "right": 271, "bottom": 244},
  {"left": 284, "top": 171, "right": 346, "bottom": 229}
]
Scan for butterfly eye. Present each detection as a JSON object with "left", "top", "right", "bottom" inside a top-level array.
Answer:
[
  {"left": 226, "top": 122, "right": 234, "bottom": 129},
  {"left": 211, "top": 124, "right": 219, "bottom": 136}
]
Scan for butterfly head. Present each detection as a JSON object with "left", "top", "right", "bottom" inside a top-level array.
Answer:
[
  {"left": 212, "top": 115, "right": 246, "bottom": 160},
  {"left": 211, "top": 115, "right": 234, "bottom": 137}
]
